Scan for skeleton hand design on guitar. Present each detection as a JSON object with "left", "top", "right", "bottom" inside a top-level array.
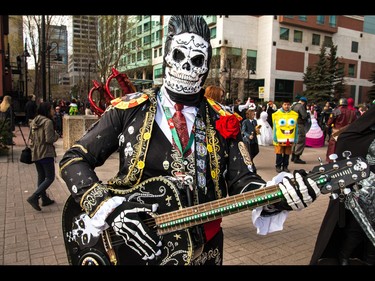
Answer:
[
  {"left": 106, "top": 201, "right": 162, "bottom": 261},
  {"left": 278, "top": 170, "right": 321, "bottom": 211}
]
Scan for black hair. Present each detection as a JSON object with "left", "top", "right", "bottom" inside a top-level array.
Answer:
[{"left": 37, "top": 102, "right": 52, "bottom": 119}]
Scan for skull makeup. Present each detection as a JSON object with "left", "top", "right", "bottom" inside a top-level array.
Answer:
[{"left": 164, "top": 33, "right": 209, "bottom": 95}]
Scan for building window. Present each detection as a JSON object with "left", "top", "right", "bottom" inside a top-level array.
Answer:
[
  {"left": 294, "top": 30, "right": 303, "bottom": 43},
  {"left": 210, "top": 27, "right": 217, "bottom": 39},
  {"left": 329, "top": 16, "right": 337, "bottom": 27},
  {"left": 338, "top": 63, "right": 345, "bottom": 76},
  {"left": 312, "top": 34, "right": 320, "bottom": 46},
  {"left": 154, "top": 67, "right": 162, "bottom": 79},
  {"left": 247, "top": 49, "right": 257, "bottom": 72},
  {"left": 348, "top": 64, "right": 355, "bottom": 77},
  {"left": 143, "top": 35, "right": 151, "bottom": 45},
  {"left": 275, "top": 79, "right": 294, "bottom": 101},
  {"left": 323, "top": 36, "right": 333, "bottom": 47},
  {"left": 298, "top": 15, "right": 307, "bottom": 21},
  {"left": 351, "top": 41, "right": 359, "bottom": 53},
  {"left": 143, "top": 49, "right": 151, "bottom": 60},
  {"left": 317, "top": 16, "right": 325, "bottom": 25},
  {"left": 227, "top": 47, "right": 242, "bottom": 69},
  {"left": 280, "top": 27, "right": 289, "bottom": 40},
  {"left": 153, "top": 49, "right": 157, "bottom": 59}
]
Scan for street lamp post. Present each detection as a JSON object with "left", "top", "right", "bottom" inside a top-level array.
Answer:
[
  {"left": 47, "top": 42, "right": 61, "bottom": 102},
  {"left": 247, "top": 69, "right": 250, "bottom": 99},
  {"left": 41, "top": 15, "right": 47, "bottom": 102},
  {"left": 221, "top": 58, "right": 232, "bottom": 104},
  {"left": 247, "top": 67, "right": 256, "bottom": 100},
  {"left": 47, "top": 45, "right": 51, "bottom": 102},
  {"left": 227, "top": 59, "right": 232, "bottom": 104},
  {"left": 88, "top": 63, "right": 91, "bottom": 94},
  {"left": 23, "top": 42, "right": 30, "bottom": 99}
]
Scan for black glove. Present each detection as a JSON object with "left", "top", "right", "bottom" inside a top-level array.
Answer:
[
  {"left": 278, "top": 170, "right": 321, "bottom": 211},
  {"left": 106, "top": 201, "right": 162, "bottom": 261}
]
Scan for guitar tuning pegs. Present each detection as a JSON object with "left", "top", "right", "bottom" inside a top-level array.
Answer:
[
  {"left": 318, "top": 157, "right": 323, "bottom": 165},
  {"left": 342, "top": 151, "right": 352, "bottom": 159},
  {"left": 329, "top": 154, "right": 338, "bottom": 163}
]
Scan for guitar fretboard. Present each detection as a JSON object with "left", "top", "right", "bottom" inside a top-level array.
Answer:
[{"left": 155, "top": 185, "right": 282, "bottom": 235}]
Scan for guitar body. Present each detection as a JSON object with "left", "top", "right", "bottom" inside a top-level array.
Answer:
[
  {"left": 62, "top": 177, "right": 194, "bottom": 265},
  {"left": 61, "top": 156, "right": 371, "bottom": 265}
]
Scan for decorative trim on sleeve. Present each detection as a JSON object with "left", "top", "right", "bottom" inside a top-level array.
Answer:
[{"left": 80, "top": 182, "right": 111, "bottom": 217}]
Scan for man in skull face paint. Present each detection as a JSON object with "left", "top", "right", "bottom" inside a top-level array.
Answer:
[{"left": 59, "top": 15, "right": 320, "bottom": 265}]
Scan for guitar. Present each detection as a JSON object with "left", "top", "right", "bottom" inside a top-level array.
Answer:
[{"left": 62, "top": 156, "right": 370, "bottom": 265}]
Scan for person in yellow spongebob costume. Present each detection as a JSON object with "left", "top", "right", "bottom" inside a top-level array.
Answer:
[{"left": 272, "top": 99, "right": 298, "bottom": 173}]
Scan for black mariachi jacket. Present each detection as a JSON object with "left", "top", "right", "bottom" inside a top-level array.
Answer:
[{"left": 59, "top": 89, "right": 268, "bottom": 218}]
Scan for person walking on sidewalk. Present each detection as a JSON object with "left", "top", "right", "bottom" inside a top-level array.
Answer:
[
  {"left": 291, "top": 96, "right": 309, "bottom": 164},
  {"left": 27, "top": 102, "right": 59, "bottom": 211}
]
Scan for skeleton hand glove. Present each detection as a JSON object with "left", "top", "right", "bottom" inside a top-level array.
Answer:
[
  {"left": 278, "top": 170, "right": 321, "bottom": 211},
  {"left": 106, "top": 201, "right": 162, "bottom": 261}
]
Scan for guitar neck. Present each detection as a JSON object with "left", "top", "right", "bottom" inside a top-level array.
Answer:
[{"left": 154, "top": 184, "right": 282, "bottom": 236}]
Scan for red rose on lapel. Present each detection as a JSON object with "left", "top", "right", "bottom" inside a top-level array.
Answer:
[{"left": 215, "top": 114, "right": 240, "bottom": 139}]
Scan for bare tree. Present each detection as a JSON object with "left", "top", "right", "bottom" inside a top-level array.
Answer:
[
  {"left": 96, "top": 16, "right": 133, "bottom": 82},
  {"left": 23, "top": 15, "right": 67, "bottom": 101}
]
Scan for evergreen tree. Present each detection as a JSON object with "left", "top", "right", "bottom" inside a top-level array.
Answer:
[
  {"left": 328, "top": 44, "right": 346, "bottom": 101},
  {"left": 303, "top": 44, "right": 345, "bottom": 105}
]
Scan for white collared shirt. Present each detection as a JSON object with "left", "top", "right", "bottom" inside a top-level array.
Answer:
[{"left": 156, "top": 86, "right": 198, "bottom": 150}]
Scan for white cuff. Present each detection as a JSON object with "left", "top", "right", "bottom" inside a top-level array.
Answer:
[
  {"left": 90, "top": 196, "right": 126, "bottom": 230},
  {"left": 250, "top": 172, "right": 291, "bottom": 235},
  {"left": 252, "top": 208, "right": 289, "bottom": 235}
]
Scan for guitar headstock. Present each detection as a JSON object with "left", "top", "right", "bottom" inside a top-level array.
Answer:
[{"left": 310, "top": 152, "right": 370, "bottom": 195}]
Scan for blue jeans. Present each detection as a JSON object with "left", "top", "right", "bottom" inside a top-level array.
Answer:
[{"left": 33, "top": 157, "right": 55, "bottom": 198}]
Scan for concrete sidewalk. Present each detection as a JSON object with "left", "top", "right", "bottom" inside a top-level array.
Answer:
[{"left": 0, "top": 125, "right": 330, "bottom": 265}]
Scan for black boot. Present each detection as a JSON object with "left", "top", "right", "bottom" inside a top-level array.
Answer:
[
  {"left": 27, "top": 195, "right": 41, "bottom": 211},
  {"left": 291, "top": 154, "right": 296, "bottom": 162},
  {"left": 294, "top": 156, "right": 306, "bottom": 164},
  {"left": 283, "top": 166, "right": 290, "bottom": 173},
  {"left": 41, "top": 194, "right": 55, "bottom": 206}
]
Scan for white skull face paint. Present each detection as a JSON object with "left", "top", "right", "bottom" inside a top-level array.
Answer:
[{"left": 164, "top": 33, "right": 209, "bottom": 95}]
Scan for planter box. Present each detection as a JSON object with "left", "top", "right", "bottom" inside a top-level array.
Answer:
[{"left": 62, "top": 115, "right": 99, "bottom": 150}]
